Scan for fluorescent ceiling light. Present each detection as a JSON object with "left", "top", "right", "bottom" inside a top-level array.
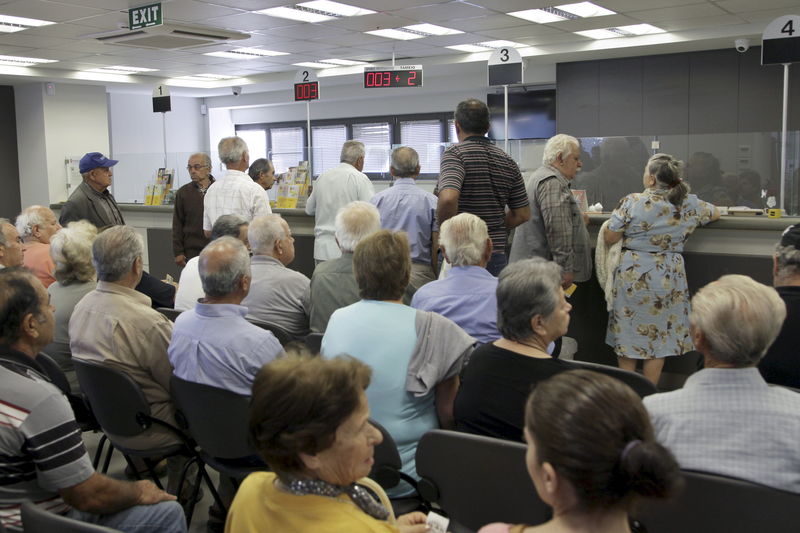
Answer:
[
  {"left": 73, "top": 72, "right": 133, "bottom": 83},
  {"left": 205, "top": 47, "right": 288, "bottom": 59},
  {"left": 85, "top": 65, "right": 158, "bottom": 74},
  {"left": 556, "top": 2, "right": 615, "bottom": 18},
  {"left": 507, "top": 9, "right": 567, "bottom": 24},
  {"left": 479, "top": 40, "right": 526, "bottom": 48},
  {"left": 0, "top": 14, "right": 55, "bottom": 32},
  {"left": 403, "top": 23, "right": 462, "bottom": 35},
  {"left": 447, "top": 44, "right": 490, "bottom": 52},
  {"left": 617, "top": 23, "right": 665, "bottom": 35},
  {"left": 294, "top": 61, "right": 338, "bottom": 68},
  {"left": 298, "top": 1, "right": 375, "bottom": 17},
  {"left": 320, "top": 58, "right": 366, "bottom": 65},
  {"left": 0, "top": 55, "right": 57, "bottom": 66},
  {"left": 257, "top": 6, "right": 333, "bottom": 23},
  {"left": 365, "top": 28, "right": 423, "bottom": 40},
  {"left": 178, "top": 73, "right": 237, "bottom": 80},
  {"left": 575, "top": 28, "right": 621, "bottom": 39}
]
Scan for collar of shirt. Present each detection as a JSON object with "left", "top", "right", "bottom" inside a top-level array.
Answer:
[
  {"left": 542, "top": 164, "right": 571, "bottom": 188},
  {"left": 251, "top": 255, "right": 285, "bottom": 268},
  {"left": 463, "top": 135, "right": 490, "bottom": 143},
  {"left": 0, "top": 346, "right": 46, "bottom": 376},
  {"left": 392, "top": 177, "right": 417, "bottom": 187},
  {"left": 448, "top": 265, "right": 496, "bottom": 279},
  {"left": 96, "top": 280, "right": 152, "bottom": 307},
  {"left": 683, "top": 367, "right": 767, "bottom": 389},
  {"left": 220, "top": 169, "right": 251, "bottom": 181},
  {"left": 80, "top": 180, "right": 111, "bottom": 198},
  {"left": 193, "top": 175, "right": 215, "bottom": 191},
  {"left": 193, "top": 302, "right": 249, "bottom": 318}
]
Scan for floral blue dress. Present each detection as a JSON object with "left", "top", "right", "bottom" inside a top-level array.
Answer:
[{"left": 605, "top": 188, "right": 715, "bottom": 359}]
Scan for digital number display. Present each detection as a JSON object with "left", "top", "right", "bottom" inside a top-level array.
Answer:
[
  {"left": 363, "top": 69, "right": 423, "bottom": 88},
  {"left": 294, "top": 81, "right": 319, "bottom": 101}
]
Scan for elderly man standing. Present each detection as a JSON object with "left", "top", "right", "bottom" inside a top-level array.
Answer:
[
  {"left": 169, "top": 236, "right": 283, "bottom": 395},
  {"left": 203, "top": 137, "right": 270, "bottom": 236},
  {"left": 16, "top": 205, "right": 61, "bottom": 287},
  {"left": 59, "top": 152, "right": 124, "bottom": 228},
  {"left": 644, "top": 275, "right": 800, "bottom": 494},
  {"left": 69, "top": 226, "right": 185, "bottom": 494},
  {"left": 758, "top": 224, "right": 800, "bottom": 389},
  {"left": 509, "top": 134, "right": 591, "bottom": 288},
  {"left": 172, "top": 153, "right": 214, "bottom": 267},
  {"left": 438, "top": 99, "right": 530, "bottom": 276},
  {"left": 371, "top": 146, "right": 438, "bottom": 291},
  {"left": 308, "top": 201, "right": 380, "bottom": 332},
  {"left": 306, "top": 140, "right": 375, "bottom": 263},
  {"left": 0, "top": 217, "right": 24, "bottom": 268},
  {"left": 0, "top": 268, "right": 186, "bottom": 533},
  {"left": 411, "top": 213, "right": 499, "bottom": 344},
  {"left": 242, "top": 215, "right": 310, "bottom": 337}
]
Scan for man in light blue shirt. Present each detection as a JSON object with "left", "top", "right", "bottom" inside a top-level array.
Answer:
[
  {"left": 411, "top": 212, "right": 499, "bottom": 344},
  {"left": 371, "top": 146, "right": 438, "bottom": 292},
  {"left": 168, "top": 236, "right": 283, "bottom": 396}
]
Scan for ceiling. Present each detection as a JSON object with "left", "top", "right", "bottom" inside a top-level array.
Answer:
[{"left": 0, "top": 0, "right": 792, "bottom": 96}]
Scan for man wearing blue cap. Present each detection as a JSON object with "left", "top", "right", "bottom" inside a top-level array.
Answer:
[{"left": 59, "top": 152, "right": 125, "bottom": 228}]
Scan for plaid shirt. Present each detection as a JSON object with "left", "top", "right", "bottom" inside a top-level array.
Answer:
[{"left": 202, "top": 169, "right": 271, "bottom": 231}]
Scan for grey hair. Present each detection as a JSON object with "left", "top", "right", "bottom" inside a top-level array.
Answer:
[
  {"left": 340, "top": 140, "right": 365, "bottom": 165},
  {"left": 334, "top": 201, "right": 381, "bottom": 253},
  {"left": 15, "top": 206, "right": 51, "bottom": 239},
  {"left": 211, "top": 214, "right": 249, "bottom": 241},
  {"left": 690, "top": 274, "right": 786, "bottom": 367},
  {"left": 92, "top": 226, "right": 143, "bottom": 282},
  {"left": 249, "top": 214, "right": 287, "bottom": 256},
  {"left": 199, "top": 236, "right": 251, "bottom": 298},
  {"left": 497, "top": 258, "right": 563, "bottom": 342},
  {"left": 248, "top": 158, "right": 273, "bottom": 181},
  {"left": 439, "top": 213, "right": 488, "bottom": 267},
  {"left": 218, "top": 136, "right": 249, "bottom": 165},
  {"left": 775, "top": 243, "right": 800, "bottom": 279},
  {"left": 543, "top": 134, "right": 579, "bottom": 166},
  {"left": 50, "top": 221, "right": 97, "bottom": 285},
  {"left": 189, "top": 152, "right": 212, "bottom": 168},
  {"left": 0, "top": 218, "right": 9, "bottom": 246},
  {"left": 391, "top": 146, "right": 419, "bottom": 178}
]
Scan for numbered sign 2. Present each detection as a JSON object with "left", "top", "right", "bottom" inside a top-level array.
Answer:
[
  {"left": 762, "top": 14, "right": 800, "bottom": 65},
  {"left": 293, "top": 69, "right": 320, "bottom": 101},
  {"left": 488, "top": 47, "right": 523, "bottom": 86}
]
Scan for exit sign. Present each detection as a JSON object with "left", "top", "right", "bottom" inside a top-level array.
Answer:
[{"left": 129, "top": 2, "right": 162, "bottom": 30}]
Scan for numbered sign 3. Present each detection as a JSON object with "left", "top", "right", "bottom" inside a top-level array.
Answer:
[
  {"left": 762, "top": 14, "right": 800, "bottom": 65},
  {"left": 488, "top": 47, "right": 523, "bottom": 86}
]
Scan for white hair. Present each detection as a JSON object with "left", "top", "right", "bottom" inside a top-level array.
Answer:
[
  {"left": 50, "top": 221, "right": 98, "bottom": 284},
  {"left": 218, "top": 136, "right": 249, "bottom": 165},
  {"left": 439, "top": 213, "right": 488, "bottom": 267},
  {"left": 199, "top": 236, "right": 251, "bottom": 298},
  {"left": 334, "top": 201, "right": 380, "bottom": 253},
  {"left": 92, "top": 226, "right": 143, "bottom": 282},
  {"left": 340, "top": 140, "right": 365, "bottom": 165},
  {"left": 391, "top": 146, "right": 419, "bottom": 177},
  {"left": 15, "top": 206, "right": 52, "bottom": 239},
  {"left": 542, "top": 134, "right": 579, "bottom": 166},
  {"left": 248, "top": 214, "right": 287, "bottom": 256}
]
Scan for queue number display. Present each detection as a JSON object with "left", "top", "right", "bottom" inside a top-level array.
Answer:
[
  {"left": 363, "top": 66, "right": 423, "bottom": 88},
  {"left": 294, "top": 81, "right": 319, "bottom": 101}
]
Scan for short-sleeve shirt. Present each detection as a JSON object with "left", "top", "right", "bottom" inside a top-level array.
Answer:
[
  {"left": 202, "top": 169, "right": 271, "bottom": 232},
  {"left": 438, "top": 136, "right": 528, "bottom": 253},
  {"left": 371, "top": 178, "right": 438, "bottom": 264}
]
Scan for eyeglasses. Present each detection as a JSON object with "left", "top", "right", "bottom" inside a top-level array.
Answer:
[{"left": 187, "top": 164, "right": 209, "bottom": 171}]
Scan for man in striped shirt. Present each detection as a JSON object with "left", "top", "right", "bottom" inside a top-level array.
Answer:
[
  {"left": 0, "top": 268, "right": 185, "bottom": 532},
  {"left": 437, "top": 99, "right": 530, "bottom": 276}
]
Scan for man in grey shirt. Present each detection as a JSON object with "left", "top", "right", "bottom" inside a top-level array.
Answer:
[{"left": 59, "top": 152, "right": 124, "bottom": 228}]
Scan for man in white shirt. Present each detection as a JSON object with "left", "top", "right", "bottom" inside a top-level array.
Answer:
[
  {"left": 305, "top": 140, "right": 375, "bottom": 262},
  {"left": 203, "top": 136, "right": 271, "bottom": 236}
]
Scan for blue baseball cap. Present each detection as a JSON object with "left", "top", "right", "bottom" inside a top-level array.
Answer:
[{"left": 79, "top": 152, "right": 119, "bottom": 174}]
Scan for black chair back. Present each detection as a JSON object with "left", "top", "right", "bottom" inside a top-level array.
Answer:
[
  {"left": 36, "top": 352, "right": 71, "bottom": 394},
  {"left": 156, "top": 307, "right": 183, "bottom": 322},
  {"left": 169, "top": 375, "right": 256, "bottom": 459},
  {"left": 303, "top": 332, "right": 323, "bottom": 355},
  {"left": 246, "top": 319, "right": 294, "bottom": 345},
  {"left": 416, "top": 430, "right": 550, "bottom": 531},
  {"left": 570, "top": 360, "right": 658, "bottom": 397},
  {"left": 21, "top": 501, "right": 121, "bottom": 532},
  {"left": 369, "top": 419, "right": 405, "bottom": 490},
  {"left": 634, "top": 470, "right": 800, "bottom": 533}
]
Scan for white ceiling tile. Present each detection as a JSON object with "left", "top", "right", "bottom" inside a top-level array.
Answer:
[
  {"left": 628, "top": 4, "right": 728, "bottom": 24},
  {"left": 474, "top": 25, "right": 566, "bottom": 40},
  {"left": 548, "top": 14, "right": 638, "bottom": 31},
  {"left": 346, "top": 0, "right": 451, "bottom": 10},
  {"left": 392, "top": 2, "right": 493, "bottom": 24},
  {"left": 658, "top": 14, "right": 748, "bottom": 31},
  {"left": 714, "top": 0, "right": 800, "bottom": 13},
  {"left": 0, "top": 0, "right": 108, "bottom": 23},
  {"left": 204, "top": 12, "right": 294, "bottom": 31},
  {"left": 160, "top": 1, "right": 242, "bottom": 22},
  {"left": 196, "top": 0, "right": 287, "bottom": 9},
  {"left": 596, "top": 0, "right": 689, "bottom": 11},
  {"left": 0, "top": 33, "right": 73, "bottom": 48},
  {"left": 448, "top": 15, "right": 537, "bottom": 32},
  {"left": 319, "top": 13, "right": 417, "bottom": 32},
  {"left": 22, "top": 23, "right": 105, "bottom": 39},
  {"left": 467, "top": 0, "right": 554, "bottom": 10}
]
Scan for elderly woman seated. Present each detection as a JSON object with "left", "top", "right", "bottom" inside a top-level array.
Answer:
[
  {"left": 321, "top": 230, "right": 474, "bottom": 496},
  {"left": 226, "top": 355, "right": 429, "bottom": 532},
  {"left": 454, "top": 258, "right": 576, "bottom": 442}
]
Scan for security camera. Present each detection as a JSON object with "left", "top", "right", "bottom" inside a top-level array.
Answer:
[
  {"left": 735, "top": 38, "right": 750, "bottom": 53},
  {"left": 232, "top": 86, "right": 242, "bottom": 96}
]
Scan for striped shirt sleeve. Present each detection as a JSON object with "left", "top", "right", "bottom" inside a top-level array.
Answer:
[{"left": 438, "top": 148, "right": 465, "bottom": 192}]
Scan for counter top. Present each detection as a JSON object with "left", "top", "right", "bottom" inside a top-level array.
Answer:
[{"left": 587, "top": 212, "right": 799, "bottom": 231}]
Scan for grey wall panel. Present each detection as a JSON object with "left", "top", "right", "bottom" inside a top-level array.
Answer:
[
  {"left": 556, "top": 61, "right": 598, "bottom": 137},
  {"left": 738, "top": 50, "right": 784, "bottom": 132},
  {"left": 0, "top": 86, "right": 20, "bottom": 219},
  {"left": 643, "top": 53, "right": 690, "bottom": 135},
  {"left": 597, "top": 57, "right": 643, "bottom": 136},
  {"left": 688, "top": 50, "right": 739, "bottom": 134}
]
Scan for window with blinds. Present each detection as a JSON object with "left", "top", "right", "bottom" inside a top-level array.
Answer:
[
  {"left": 236, "top": 129, "right": 267, "bottom": 162},
  {"left": 312, "top": 125, "right": 346, "bottom": 176},
  {"left": 448, "top": 119, "right": 457, "bottom": 143},
  {"left": 352, "top": 122, "right": 391, "bottom": 175},
  {"left": 400, "top": 119, "right": 444, "bottom": 175},
  {"left": 270, "top": 127, "right": 304, "bottom": 174}
]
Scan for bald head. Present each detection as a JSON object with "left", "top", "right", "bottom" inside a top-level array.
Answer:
[{"left": 199, "top": 236, "right": 251, "bottom": 302}]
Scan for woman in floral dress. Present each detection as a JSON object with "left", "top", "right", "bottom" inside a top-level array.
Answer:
[{"left": 604, "top": 153, "right": 719, "bottom": 385}]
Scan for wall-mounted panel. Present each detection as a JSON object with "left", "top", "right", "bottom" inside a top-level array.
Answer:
[
  {"left": 688, "top": 49, "right": 739, "bottom": 134},
  {"left": 642, "top": 53, "right": 690, "bottom": 136},
  {"left": 556, "top": 61, "right": 598, "bottom": 137},
  {"left": 597, "top": 57, "right": 643, "bottom": 136}
]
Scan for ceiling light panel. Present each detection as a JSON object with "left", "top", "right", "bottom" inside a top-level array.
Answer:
[
  {"left": 294, "top": 61, "right": 338, "bottom": 68},
  {"left": 479, "top": 40, "right": 526, "bottom": 48},
  {"left": 365, "top": 28, "right": 423, "bottom": 40},
  {"left": 617, "top": 24, "right": 666, "bottom": 35},
  {"left": 257, "top": 1, "right": 374, "bottom": 22},
  {"left": 0, "top": 55, "right": 58, "bottom": 66},
  {"left": 556, "top": 2, "right": 616, "bottom": 18},
  {"left": 178, "top": 73, "right": 237, "bottom": 80},
  {"left": 403, "top": 23, "right": 463, "bottom": 35},
  {"left": 256, "top": 7, "right": 334, "bottom": 23},
  {"left": 0, "top": 14, "right": 55, "bottom": 33},
  {"left": 205, "top": 47, "right": 289, "bottom": 59},
  {"left": 320, "top": 58, "right": 366, "bottom": 65},
  {"left": 85, "top": 66, "right": 158, "bottom": 74},
  {"left": 298, "top": 1, "right": 375, "bottom": 17},
  {"left": 447, "top": 44, "right": 490, "bottom": 52},
  {"left": 507, "top": 9, "right": 567, "bottom": 24},
  {"left": 575, "top": 28, "right": 622, "bottom": 39}
]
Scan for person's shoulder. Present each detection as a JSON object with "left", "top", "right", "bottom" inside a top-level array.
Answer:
[{"left": 642, "top": 388, "right": 686, "bottom": 413}]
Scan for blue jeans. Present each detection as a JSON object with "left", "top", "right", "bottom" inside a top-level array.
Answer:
[
  {"left": 67, "top": 501, "right": 186, "bottom": 533},
  {"left": 486, "top": 253, "right": 507, "bottom": 276}
]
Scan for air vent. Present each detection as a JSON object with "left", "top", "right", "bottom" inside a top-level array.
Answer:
[{"left": 96, "top": 23, "right": 249, "bottom": 50}]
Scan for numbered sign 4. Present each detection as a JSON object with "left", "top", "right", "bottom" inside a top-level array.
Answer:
[{"left": 762, "top": 14, "right": 800, "bottom": 65}]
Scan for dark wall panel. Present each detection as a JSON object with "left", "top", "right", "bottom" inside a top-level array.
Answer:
[
  {"left": 739, "top": 49, "right": 784, "bottom": 132},
  {"left": 556, "top": 61, "right": 598, "bottom": 137},
  {"left": 643, "top": 53, "right": 689, "bottom": 135},
  {"left": 0, "top": 86, "right": 20, "bottom": 219},
  {"left": 688, "top": 50, "right": 739, "bottom": 134},
  {"left": 597, "top": 57, "right": 643, "bottom": 136}
]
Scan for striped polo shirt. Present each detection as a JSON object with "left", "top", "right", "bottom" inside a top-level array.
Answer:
[
  {"left": 438, "top": 136, "right": 528, "bottom": 253},
  {"left": 0, "top": 348, "right": 94, "bottom": 531}
]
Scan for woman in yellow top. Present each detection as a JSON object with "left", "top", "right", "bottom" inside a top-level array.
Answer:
[{"left": 225, "top": 354, "right": 430, "bottom": 533}]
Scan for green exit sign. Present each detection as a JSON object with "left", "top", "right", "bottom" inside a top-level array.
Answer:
[{"left": 129, "top": 2, "right": 162, "bottom": 30}]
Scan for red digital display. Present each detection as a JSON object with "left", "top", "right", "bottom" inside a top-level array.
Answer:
[
  {"left": 294, "top": 81, "right": 319, "bottom": 101},
  {"left": 363, "top": 69, "right": 423, "bottom": 88}
]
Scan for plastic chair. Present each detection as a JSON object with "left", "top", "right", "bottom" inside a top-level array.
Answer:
[
  {"left": 633, "top": 470, "right": 800, "bottom": 533},
  {"left": 21, "top": 501, "right": 120, "bottom": 532},
  {"left": 156, "top": 307, "right": 183, "bottom": 322},
  {"left": 246, "top": 318, "right": 294, "bottom": 345},
  {"left": 569, "top": 360, "right": 659, "bottom": 397},
  {"left": 416, "top": 430, "right": 550, "bottom": 532},
  {"left": 368, "top": 419, "right": 425, "bottom": 516},
  {"left": 72, "top": 358, "right": 223, "bottom": 525}
]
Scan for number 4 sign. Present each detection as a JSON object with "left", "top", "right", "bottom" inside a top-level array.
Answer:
[{"left": 762, "top": 15, "right": 800, "bottom": 65}]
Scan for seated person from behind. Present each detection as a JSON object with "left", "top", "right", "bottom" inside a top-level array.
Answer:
[
  {"left": 174, "top": 214, "right": 249, "bottom": 311},
  {"left": 0, "top": 268, "right": 186, "bottom": 533},
  {"left": 242, "top": 214, "right": 310, "bottom": 337},
  {"left": 169, "top": 236, "right": 283, "bottom": 396},
  {"left": 16, "top": 205, "right": 61, "bottom": 287},
  {"left": 308, "top": 201, "right": 380, "bottom": 333},
  {"left": 322, "top": 230, "right": 474, "bottom": 496},
  {"left": 226, "top": 354, "right": 430, "bottom": 533},
  {"left": 411, "top": 212, "right": 499, "bottom": 344},
  {"left": 480, "top": 370, "right": 681, "bottom": 533},
  {"left": 645, "top": 274, "right": 800, "bottom": 493},
  {"left": 454, "top": 258, "right": 575, "bottom": 442}
]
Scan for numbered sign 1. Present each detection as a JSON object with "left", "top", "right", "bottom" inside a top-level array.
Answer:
[
  {"left": 488, "top": 47, "right": 523, "bottom": 86},
  {"left": 293, "top": 69, "right": 320, "bottom": 101},
  {"left": 152, "top": 84, "right": 171, "bottom": 113},
  {"left": 762, "top": 14, "right": 800, "bottom": 65}
]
